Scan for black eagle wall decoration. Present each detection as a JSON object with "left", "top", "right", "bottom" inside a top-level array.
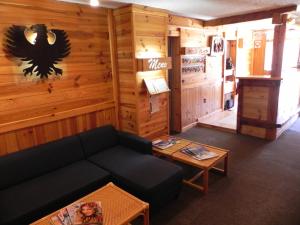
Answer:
[{"left": 5, "top": 24, "right": 71, "bottom": 79}]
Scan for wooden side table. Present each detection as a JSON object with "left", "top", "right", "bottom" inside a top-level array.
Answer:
[
  {"left": 152, "top": 136, "right": 229, "bottom": 194},
  {"left": 172, "top": 142, "right": 228, "bottom": 194},
  {"left": 31, "top": 182, "right": 149, "bottom": 225}
]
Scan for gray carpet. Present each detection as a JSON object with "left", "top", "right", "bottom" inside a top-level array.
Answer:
[{"left": 136, "top": 119, "right": 300, "bottom": 225}]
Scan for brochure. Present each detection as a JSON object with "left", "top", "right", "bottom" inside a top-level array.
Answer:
[
  {"left": 181, "top": 145, "right": 218, "bottom": 160},
  {"left": 152, "top": 137, "right": 177, "bottom": 150}
]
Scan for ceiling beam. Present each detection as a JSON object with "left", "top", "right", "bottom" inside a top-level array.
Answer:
[{"left": 204, "top": 4, "right": 297, "bottom": 27}]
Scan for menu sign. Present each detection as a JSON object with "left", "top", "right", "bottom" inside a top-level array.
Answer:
[{"left": 137, "top": 57, "right": 172, "bottom": 71}]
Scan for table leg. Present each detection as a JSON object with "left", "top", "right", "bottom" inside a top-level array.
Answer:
[
  {"left": 143, "top": 207, "right": 150, "bottom": 225},
  {"left": 203, "top": 169, "right": 209, "bottom": 194},
  {"left": 224, "top": 154, "right": 228, "bottom": 176}
]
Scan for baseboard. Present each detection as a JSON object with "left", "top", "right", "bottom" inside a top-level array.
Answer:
[{"left": 197, "top": 122, "right": 237, "bottom": 134}]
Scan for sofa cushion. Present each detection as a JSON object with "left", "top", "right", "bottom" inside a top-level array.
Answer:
[
  {"left": 118, "top": 131, "right": 152, "bottom": 154},
  {"left": 0, "top": 160, "right": 110, "bottom": 225},
  {"left": 88, "top": 145, "right": 183, "bottom": 208},
  {"left": 0, "top": 136, "right": 84, "bottom": 190},
  {"left": 79, "top": 125, "right": 119, "bottom": 157}
]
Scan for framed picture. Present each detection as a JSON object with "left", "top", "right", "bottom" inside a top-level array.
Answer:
[{"left": 210, "top": 36, "right": 224, "bottom": 56}]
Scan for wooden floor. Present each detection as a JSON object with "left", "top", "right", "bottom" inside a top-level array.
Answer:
[{"left": 197, "top": 101, "right": 237, "bottom": 133}]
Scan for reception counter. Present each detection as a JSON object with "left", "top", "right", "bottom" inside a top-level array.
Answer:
[{"left": 236, "top": 75, "right": 299, "bottom": 140}]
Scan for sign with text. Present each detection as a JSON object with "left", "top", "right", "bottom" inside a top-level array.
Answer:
[
  {"left": 181, "top": 47, "right": 210, "bottom": 55},
  {"left": 137, "top": 57, "right": 172, "bottom": 72}
]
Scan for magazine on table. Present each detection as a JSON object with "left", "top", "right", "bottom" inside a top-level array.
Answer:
[
  {"left": 50, "top": 208, "right": 72, "bottom": 225},
  {"left": 152, "top": 137, "right": 177, "bottom": 150},
  {"left": 50, "top": 201, "right": 103, "bottom": 225},
  {"left": 181, "top": 145, "right": 218, "bottom": 160}
]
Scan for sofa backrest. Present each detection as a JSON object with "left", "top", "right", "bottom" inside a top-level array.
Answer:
[
  {"left": 78, "top": 125, "right": 118, "bottom": 157},
  {"left": 0, "top": 135, "right": 84, "bottom": 190}
]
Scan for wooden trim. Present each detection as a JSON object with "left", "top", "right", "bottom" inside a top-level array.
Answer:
[
  {"left": 268, "top": 82, "right": 281, "bottom": 124},
  {"left": 114, "top": 4, "right": 168, "bottom": 17},
  {"left": 237, "top": 78, "right": 282, "bottom": 87},
  {"left": 239, "top": 118, "right": 281, "bottom": 129},
  {"left": 168, "top": 15, "right": 204, "bottom": 28},
  {"left": 204, "top": 5, "right": 297, "bottom": 26},
  {"left": 197, "top": 122, "right": 237, "bottom": 134},
  {"left": 108, "top": 9, "right": 120, "bottom": 129},
  {"left": 271, "top": 23, "right": 287, "bottom": 78},
  {"left": 0, "top": 101, "right": 115, "bottom": 134},
  {"left": 168, "top": 27, "right": 180, "bottom": 37},
  {"left": 113, "top": 4, "right": 132, "bottom": 16},
  {"left": 182, "top": 121, "right": 198, "bottom": 132},
  {"left": 236, "top": 80, "right": 243, "bottom": 134}
]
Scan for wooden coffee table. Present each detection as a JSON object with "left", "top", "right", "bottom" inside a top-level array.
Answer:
[
  {"left": 31, "top": 182, "right": 149, "bottom": 225},
  {"left": 153, "top": 136, "right": 229, "bottom": 194}
]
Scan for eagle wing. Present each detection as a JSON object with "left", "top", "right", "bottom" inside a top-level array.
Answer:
[
  {"left": 5, "top": 25, "right": 35, "bottom": 60},
  {"left": 50, "top": 29, "right": 71, "bottom": 64}
]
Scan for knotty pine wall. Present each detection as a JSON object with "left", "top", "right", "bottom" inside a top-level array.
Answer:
[
  {"left": 169, "top": 16, "right": 223, "bottom": 131},
  {"left": 0, "top": 0, "right": 117, "bottom": 155},
  {"left": 134, "top": 6, "right": 169, "bottom": 138},
  {"left": 114, "top": 5, "right": 169, "bottom": 139},
  {"left": 114, "top": 6, "right": 137, "bottom": 134}
]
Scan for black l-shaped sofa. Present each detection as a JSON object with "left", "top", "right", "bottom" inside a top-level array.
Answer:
[{"left": 0, "top": 125, "right": 183, "bottom": 225}]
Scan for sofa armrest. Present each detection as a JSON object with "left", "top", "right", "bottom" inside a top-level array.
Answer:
[{"left": 118, "top": 131, "right": 152, "bottom": 155}]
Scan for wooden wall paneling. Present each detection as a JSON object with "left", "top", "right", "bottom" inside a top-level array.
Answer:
[
  {"left": 168, "top": 15, "right": 204, "bottom": 28},
  {"left": 242, "top": 86, "right": 269, "bottom": 120},
  {"left": 168, "top": 26, "right": 180, "bottom": 37},
  {"left": 0, "top": 131, "right": 18, "bottom": 155},
  {"left": 114, "top": 7, "right": 137, "bottom": 134},
  {"left": 212, "top": 80, "right": 223, "bottom": 111},
  {"left": 167, "top": 16, "right": 223, "bottom": 131},
  {"left": 0, "top": 0, "right": 118, "bottom": 154},
  {"left": 180, "top": 28, "right": 205, "bottom": 48},
  {"left": 131, "top": 4, "right": 168, "bottom": 17},
  {"left": 181, "top": 79, "right": 223, "bottom": 130},
  {"left": 0, "top": 108, "right": 116, "bottom": 155},
  {"left": 132, "top": 9, "right": 141, "bottom": 136},
  {"left": 114, "top": 5, "right": 169, "bottom": 138},
  {"left": 108, "top": 9, "right": 120, "bottom": 129},
  {"left": 133, "top": 9, "right": 169, "bottom": 138}
]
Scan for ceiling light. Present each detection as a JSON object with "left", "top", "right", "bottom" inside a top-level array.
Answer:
[{"left": 90, "top": 0, "right": 99, "bottom": 7}]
